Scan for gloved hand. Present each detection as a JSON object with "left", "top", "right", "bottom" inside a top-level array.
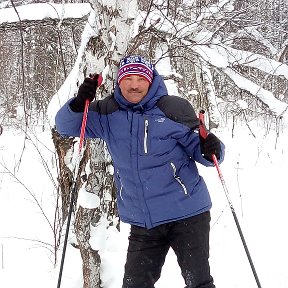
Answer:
[
  {"left": 200, "top": 133, "right": 221, "bottom": 162},
  {"left": 70, "top": 75, "right": 100, "bottom": 112}
]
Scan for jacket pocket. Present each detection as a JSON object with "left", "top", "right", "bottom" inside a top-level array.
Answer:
[{"left": 170, "top": 162, "right": 188, "bottom": 195}]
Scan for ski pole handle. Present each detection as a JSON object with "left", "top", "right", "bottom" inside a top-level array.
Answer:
[
  {"left": 199, "top": 110, "right": 208, "bottom": 139},
  {"left": 199, "top": 110, "right": 219, "bottom": 166},
  {"left": 90, "top": 73, "right": 103, "bottom": 87}
]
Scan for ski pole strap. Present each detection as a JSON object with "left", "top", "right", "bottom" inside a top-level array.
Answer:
[{"left": 198, "top": 109, "right": 208, "bottom": 139}]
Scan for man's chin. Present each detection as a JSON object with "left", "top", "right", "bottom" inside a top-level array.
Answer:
[
  {"left": 129, "top": 98, "right": 141, "bottom": 104},
  {"left": 128, "top": 95, "right": 143, "bottom": 102}
]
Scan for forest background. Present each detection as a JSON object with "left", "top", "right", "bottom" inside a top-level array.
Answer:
[{"left": 0, "top": 0, "right": 288, "bottom": 287}]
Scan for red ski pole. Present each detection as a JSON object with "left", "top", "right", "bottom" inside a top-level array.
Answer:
[
  {"left": 78, "top": 99, "right": 89, "bottom": 153},
  {"left": 78, "top": 74, "right": 103, "bottom": 153},
  {"left": 57, "top": 73, "right": 103, "bottom": 288},
  {"left": 199, "top": 110, "right": 262, "bottom": 288}
]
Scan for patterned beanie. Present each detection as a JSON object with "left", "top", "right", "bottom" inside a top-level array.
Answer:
[{"left": 117, "top": 55, "right": 154, "bottom": 84}]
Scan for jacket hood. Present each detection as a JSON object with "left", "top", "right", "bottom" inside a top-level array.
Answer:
[{"left": 114, "top": 69, "right": 168, "bottom": 111}]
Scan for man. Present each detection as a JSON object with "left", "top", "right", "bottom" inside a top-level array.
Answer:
[{"left": 55, "top": 55, "right": 225, "bottom": 288}]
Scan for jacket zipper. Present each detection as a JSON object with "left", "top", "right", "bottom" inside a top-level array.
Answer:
[
  {"left": 144, "top": 119, "right": 148, "bottom": 154},
  {"left": 170, "top": 162, "right": 188, "bottom": 195}
]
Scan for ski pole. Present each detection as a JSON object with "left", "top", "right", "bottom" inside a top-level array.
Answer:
[
  {"left": 57, "top": 74, "right": 102, "bottom": 288},
  {"left": 56, "top": 100, "right": 89, "bottom": 288},
  {"left": 199, "top": 110, "right": 262, "bottom": 288}
]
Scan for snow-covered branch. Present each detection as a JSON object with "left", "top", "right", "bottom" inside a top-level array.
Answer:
[
  {"left": 0, "top": 3, "right": 91, "bottom": 25},
  {"left": 213, "top": 44, "right": 288, "bottom": 81},
  {"left": 187, "top": 42, "right": 288, "bottom": 117},
  {"left": 194, "top": 0, "right": 235, "bottom": 22},
  {"left": 223, "top": 27, "right": 278, "bottom": 56},
  {"left": 224, "top": 67, "right": 288, "bottom": 117},
  {"left": 47, "top": 10, "right": 98, "bottom": 126}
]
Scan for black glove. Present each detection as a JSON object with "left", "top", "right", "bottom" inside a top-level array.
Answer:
[
  {"left": 70, "top": 75, "right": 100, "bottom": 112},
  {"left": 200, "top": 133, "right": 221, "bottom": 162}
]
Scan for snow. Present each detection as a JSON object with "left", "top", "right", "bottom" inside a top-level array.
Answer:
[
  {"left": 0, "top": 3, "right": 91, "bottom": 24},
  {"left": 77, "top": 187, "right": 100, "bottom": 209},
  {"left": 237, "top": 99, "right": 248, "bottom": 110},
  {"left": 1, "top": 113, "right": 288, "bottom": 288},
  {"left": 1, "top": 2, "right": 288, "bottom": 288},
  {"left": 192, "top": 44, "right": 229, "bottom": 68}
]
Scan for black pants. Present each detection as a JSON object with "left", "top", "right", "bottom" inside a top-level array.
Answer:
[{"left": 122, "top": 211, "right": 215, "bottom": 288}]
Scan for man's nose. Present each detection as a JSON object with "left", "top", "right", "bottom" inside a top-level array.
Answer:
[{"left": 129, "top": 79, "right": 140, "bottom": 88}]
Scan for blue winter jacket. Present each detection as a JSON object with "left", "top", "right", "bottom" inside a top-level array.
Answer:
[{"left": 55, "top": 70, "right": 225, "bottom": 229}]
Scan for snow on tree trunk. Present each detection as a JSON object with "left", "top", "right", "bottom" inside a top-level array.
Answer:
[
  {"left": 52, "top": 128, "right": 90, "bottom": 224},
  {"left": 74, "top": 206, "right": 101, "bottom": 288},
  {"left": 193, "top": 56, "right": 220, "bottom": 129},
  {"left": 201, "top": 63, "right": 221, "bottom": 129},
  {"left": 74, "top": 138, "right": 116, "bottom": 288}
]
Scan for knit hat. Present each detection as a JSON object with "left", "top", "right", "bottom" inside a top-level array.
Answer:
[{"left": 117, "top": 55, "right": 154, "bottom": 84}]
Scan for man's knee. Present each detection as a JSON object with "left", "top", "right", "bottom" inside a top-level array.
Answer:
[{"left": 185, "top": 276, "right": 215, "bottom": 288}]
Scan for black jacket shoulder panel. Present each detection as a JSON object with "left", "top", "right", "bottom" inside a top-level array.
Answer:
[
  {"left": 157, "top": 96, "right": 199, "bottom": 130},
  {"left": 89, "top": 94, "right": 119, "bottom": 115}
]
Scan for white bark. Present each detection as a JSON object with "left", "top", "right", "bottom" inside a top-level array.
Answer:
[
  {"left": 201, "top": 64, "right": 221, "bottom": 127},
  {"left": 90, "top": 0, "right": 138, "bottom": 94}
]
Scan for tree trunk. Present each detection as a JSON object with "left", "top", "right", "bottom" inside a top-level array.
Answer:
[
  {"left": 74, "top": 206, "right": 101, "bottom": 288},
  {"left": 70, "top": 2, "right": 138, "bottom": 286}
]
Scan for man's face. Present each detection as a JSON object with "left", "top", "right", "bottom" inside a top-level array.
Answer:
[{"left": 119, "top": 75, "right": 150, "bottom": 103}]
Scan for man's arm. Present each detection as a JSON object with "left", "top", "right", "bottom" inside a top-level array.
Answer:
[
  {"left": 157, "top": 95, "right": 225, "bottom": 166},
  {"left": 55, "top": 98, "right": 87, "bottom": 137},
  {"left": 55, "top": 76, "right": 104, "bottom": 138}
]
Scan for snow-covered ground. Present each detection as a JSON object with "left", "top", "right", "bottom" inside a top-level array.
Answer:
[
  {"left": 0, "top": 118, "right": 287, "bottom": 288},
  {"left": 1, "top": 2, "right": 288, "bottom": 287}
]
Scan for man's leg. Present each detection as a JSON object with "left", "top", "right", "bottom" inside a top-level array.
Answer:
[
  {"left": 122, "top": 225, "right": 170, "bottom": 288},
  {"left": 170, "top": 212, "right": 215, "bottom": 288}
]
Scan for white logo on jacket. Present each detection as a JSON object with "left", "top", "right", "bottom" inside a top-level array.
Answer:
[{"left": 155, "top": 117, "right": 165, "bottom": 123}]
